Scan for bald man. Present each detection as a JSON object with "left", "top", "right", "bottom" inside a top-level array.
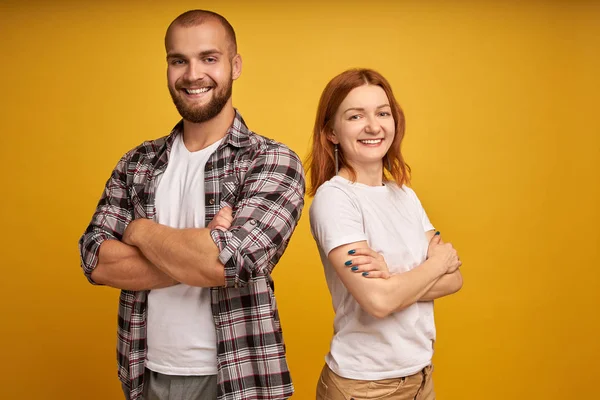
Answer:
[{"left": 79, "top": 10, "right": 304, "bottom": 400}]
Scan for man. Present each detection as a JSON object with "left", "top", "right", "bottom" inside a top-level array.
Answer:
[{"left": 79, "top": 9, "right": 304, "bottom": 400}]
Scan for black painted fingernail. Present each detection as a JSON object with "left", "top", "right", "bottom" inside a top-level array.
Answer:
[
  {"left": 362, "top": 272, "right": 369, "bottom": 277},
  {"left": 351, "top": 266, "right": 359, "bottom": 271},
  {"left": 348, "top": 249, "right": 356, "bottom": 255},
  {"left": 344, "top": 260, "right": 352, "bottom": 266},
  {"left": 435, "top": 231, "right": 440, "bottom": 235}
]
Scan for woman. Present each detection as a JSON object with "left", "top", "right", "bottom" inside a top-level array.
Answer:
[{"left": 307, "top": 69, "right": 463, "bottom": 400}]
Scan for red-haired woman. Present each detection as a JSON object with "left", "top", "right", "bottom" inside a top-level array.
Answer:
[{"left": 307, "top": 69, "right": 463, "bottom": 400}]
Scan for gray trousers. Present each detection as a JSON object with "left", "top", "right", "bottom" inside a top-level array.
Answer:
[{"left": 122, "top": 369, "right": 218, "bottom": 400}]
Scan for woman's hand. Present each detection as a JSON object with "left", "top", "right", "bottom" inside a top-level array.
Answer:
[
  {"left": 342, "top": 247, "right": 391, "bottom": 279},
  {"left": 427, "top": 233, "right": 461, "bottom": 274}
]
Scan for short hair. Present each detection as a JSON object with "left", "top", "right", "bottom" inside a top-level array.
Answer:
[
  {"left": 306, "top": 68, "right": 411, "bottom": 196},
  {"left": 165, "top": 9, "right": 237, "bottom": 56}
]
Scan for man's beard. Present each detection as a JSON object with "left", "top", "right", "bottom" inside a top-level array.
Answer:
[{"left": 169, "top": 79, "right": 233, "bottom": 124}]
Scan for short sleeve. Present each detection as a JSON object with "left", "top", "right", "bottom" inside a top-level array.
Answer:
[
  {"left": 309, "top": 185, "right": 367, "bottom": 256},
  {"left": 405, "top": 186, "right": 435, "bottom": 232}
]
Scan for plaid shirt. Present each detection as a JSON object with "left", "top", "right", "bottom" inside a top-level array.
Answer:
[{"left": 79, "top": 111, "right": 305, "bottom": 400}]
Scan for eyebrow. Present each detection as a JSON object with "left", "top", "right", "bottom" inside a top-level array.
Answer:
[
  {"left": 166, "top": 49, "right": 223, "bottom": 60},
  {"left": 343, "top": 104, "right": 391, "bottom": 113}
]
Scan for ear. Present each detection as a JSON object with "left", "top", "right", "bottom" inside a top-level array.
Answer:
[
  {"left": 231, "top": 54, "right": 242, "bottom": 80},
  {"left": 326, "top": 129, "right": 339, "bottom": 144}
]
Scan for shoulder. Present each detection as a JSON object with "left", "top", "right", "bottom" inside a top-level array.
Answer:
[
  {"left": 386, "top": 182, "right": 417, "bottom": 200},
  {"left": 399, "top": 184, "right": 423, "bottom": 203},
  {"left": 310, "top": 179, "right": 359, "bottom": 216},
  {"left": 237, "top": 132, "right": 305, "bottom": 189},
  {"left": 229, "top": 111, "right": 302, "bottom": 171},
  {"left": 106, "top": 135, "right": 170, "bottom": 179},
  {"left": 392, "top": 184, "right": 428, "bottom": 213},
  {"left": 400, "top": 184, "right": 416, "bottom": 196},
  {"left": 247, "top": 131, "right": 302, "bottom": 167},
  {"left": 121, "top": 134, "right": 170, "bottom": 164},
  {"left": 314, "top": 178, "right": 353, "bottom": 198}
]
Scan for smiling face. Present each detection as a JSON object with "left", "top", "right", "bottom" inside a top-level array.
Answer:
[
  {"left": 329, "top": 84, "right": 396, "bottom": 172},
  {"left": 166, "top": 20, "right": 241, "bottom": 123}
]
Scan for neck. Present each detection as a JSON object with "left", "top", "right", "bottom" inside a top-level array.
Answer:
[
  {"left": 339, "top": 162, "right": 384, "bottom": 187},
  {"left": 182, "top": 100, "right": 235, "bottom": 152}
]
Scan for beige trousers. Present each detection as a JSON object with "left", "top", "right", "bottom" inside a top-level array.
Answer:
[{"left": 316, "top": 364, "right": 435, "bottom": 400}]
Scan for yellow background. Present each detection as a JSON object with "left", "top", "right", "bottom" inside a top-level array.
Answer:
[{"left": 1, "top": 0, "right": 598, "bottom": 399}]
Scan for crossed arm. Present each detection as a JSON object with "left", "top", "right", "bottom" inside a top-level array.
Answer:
[
  {"left": 120, "top": 219, "right": 226, "bottom": 287},
  {"left": 90, "top": 220, "right": 226, "bottom": 290},
  {"left": 80, "top": 147, "right": 305, "bottom": 291},
  {"left": 91, "top": 239, "right": 177, "bottom": 290},
  {"left": 419, "top": 230, "right": 463, "bottom": 301},
  {"left": 419, "top": 270, "right": 463, "bottom": 301},
  {"left": 327, "top": 231, "right": 462, "bottom": 319}
]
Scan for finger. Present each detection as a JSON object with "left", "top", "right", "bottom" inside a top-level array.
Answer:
[
  {"left": 347, "top": 247, "right": 379, "bottom": 259},
  {"left": 214, "top": 222, "right": 231, "bottom": 231},
  {"left": 343, "top": 256, "right": 375, "bottom": 267},
  {"left": 429, "top": 232, "right": 442, "bottom": 245},
  {"left": 208, "top": 218, "right": 223, "bottom": 230},
  {"left": 209, "top": 215, "right": 232, "bottom": 230},
  {"left": 218, "top": 206, "right": 233, "bottom": 219},
  {"left": 347, "top": 262, "right": 384, "bottom": 273},
  {"left": 361, "top": 271, "right": 390, "bottom": 279},
  {"left": 215, "top": 215, "right": 232, "bottom": 225}
]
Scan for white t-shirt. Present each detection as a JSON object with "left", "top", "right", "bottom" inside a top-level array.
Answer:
[
  {"left": 146, "top": 135, "right": 222, "bottom": 376},
  {"left": 309, "top": 175, "right": 436, "bottom": 380}
]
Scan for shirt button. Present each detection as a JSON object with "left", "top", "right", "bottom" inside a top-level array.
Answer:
[
  {"left": 208, "top": 198, "right": 215, "bottom": 205},
  {"left": 249, "top": 219, "right": 256, "bottom": 225},
  {"left": 206, "top": 163, "right": 212, "bottom": 171}
]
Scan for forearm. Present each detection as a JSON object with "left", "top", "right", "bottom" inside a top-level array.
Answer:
[
  {"left": 419, "top": 270, "right": 463, "bottom": 301},
  {"left": 368, "top": 259, "right": 446, "bottom": 318},
  {"left": 128, "top": 219, "right": 225, "bottom": 287},
  {"left": 91, "top": 240, "right": 178, "bottom": 290}
]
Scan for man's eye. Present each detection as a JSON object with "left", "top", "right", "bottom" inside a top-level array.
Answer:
[
  {"left": 205, "top": 57, "right": 217, "bottom": 63},
  {"left": 171, "top": 59, "right": 185, "bottom": 65}
]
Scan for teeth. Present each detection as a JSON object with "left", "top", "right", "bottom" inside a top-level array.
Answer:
[
  {"left": 360, "top": 139, "right": 382, "bottom": 144},
  {"left": 186, "top": 88, "right": 210, "bottom": 94}
]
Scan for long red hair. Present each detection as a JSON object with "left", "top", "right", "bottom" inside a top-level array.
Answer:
[{"left": 306, "top": 68, "right": 411, "bottom": 197}]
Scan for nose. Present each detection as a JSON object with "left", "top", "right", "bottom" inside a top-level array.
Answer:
[
  {"left": 183, "top": 60, "right": 206, "bottom": 83},
  {"left": 364, "top": 115, "right": 382, "bottom": 134}
]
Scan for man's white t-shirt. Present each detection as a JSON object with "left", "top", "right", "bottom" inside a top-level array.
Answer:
[
  {"left": 309, "top": 176, "right": 436, "bottom": 380},
  {"left": 146, "top": 135, "right": 222, "bottom": 376}
]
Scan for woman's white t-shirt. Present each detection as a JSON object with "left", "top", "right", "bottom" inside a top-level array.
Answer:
[{"left": 309, "top": 175, "right": 436, "bottom": 380}]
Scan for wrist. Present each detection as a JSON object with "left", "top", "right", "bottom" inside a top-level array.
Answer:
[
  {"left": 427, "top": 257, "right": 447, "bottom": 277},
  {"left": 125, "top": 218, "right": 151, "bottom": 247}
]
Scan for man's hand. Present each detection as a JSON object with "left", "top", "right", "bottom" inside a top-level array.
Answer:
[
  {"left": 122, "top": 218, "right": 151, "bottom": 246},
  {"left": 208, "top": 206, "right": 233, "bottom": 232}
]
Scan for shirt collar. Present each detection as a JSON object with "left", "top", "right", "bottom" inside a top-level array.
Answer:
[{"left": 167, "top": 108, "right": 252, "bottom": 150}]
